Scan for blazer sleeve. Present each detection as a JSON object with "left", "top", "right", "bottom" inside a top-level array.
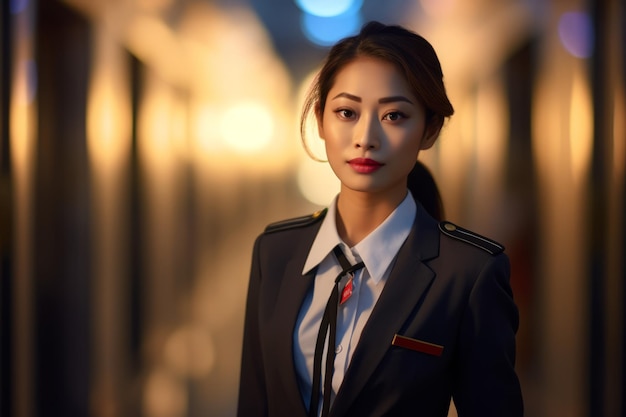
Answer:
[
  {"left": 451, "top": 253, "right": 524, "bottom": 417},
  {"left": 237, "top": 235, "right": 268, "bottom": 417}
]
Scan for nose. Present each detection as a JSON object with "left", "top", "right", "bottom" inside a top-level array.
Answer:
[{"left": 354, "top": 115, "right": 380, "bottom": 150}]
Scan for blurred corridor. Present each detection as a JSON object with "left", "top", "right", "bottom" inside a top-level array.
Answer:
[{"left": 1, "top": 0, "right": 624, "bottom": 416}]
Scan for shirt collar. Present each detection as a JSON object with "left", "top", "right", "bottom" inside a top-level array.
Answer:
[
  {"left": 302, "top": 195, "right": 343, "bottom": 275},
  {"left": 302, "top": 192, "right": 416, "bottom": 284}
]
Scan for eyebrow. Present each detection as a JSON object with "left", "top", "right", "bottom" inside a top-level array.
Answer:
[{"left": 331, "top": 92, "right": 414, "bottom": 104}]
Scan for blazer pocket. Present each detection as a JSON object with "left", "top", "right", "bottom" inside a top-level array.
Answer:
[{"left": 391, "top": 334, "right": 444, "bottom": 357}]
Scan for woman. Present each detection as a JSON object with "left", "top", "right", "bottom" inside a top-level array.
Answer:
[{"left": 238, "top": 21, "right": 523, "bottom": 417}]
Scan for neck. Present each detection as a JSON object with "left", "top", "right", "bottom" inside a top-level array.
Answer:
[{"left": 335, "top": 186, "right": 408, "bottom": 247}]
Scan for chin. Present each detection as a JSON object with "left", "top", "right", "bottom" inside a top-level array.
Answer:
[
  {"left": 341, "top": 176, "right": 407, "bottom": 196},
  {"left": 342, "top": 179, "right": 387, "bottom": 194}
]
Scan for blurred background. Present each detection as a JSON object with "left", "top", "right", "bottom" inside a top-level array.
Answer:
[{"left": 0, "top": 0, "right": 624, "bottom": 416}]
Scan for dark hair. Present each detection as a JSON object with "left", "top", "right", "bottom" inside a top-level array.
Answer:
[
  {"left": 408, "top": 161, "right": 444, "bottom": 221},
  {"left": 300, "top": 21, "right": 454, "bottom": 158}
]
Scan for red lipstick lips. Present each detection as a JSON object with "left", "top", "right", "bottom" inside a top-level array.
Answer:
[{"left": 348, "top": 158, "right": 384, "bottom": 174}]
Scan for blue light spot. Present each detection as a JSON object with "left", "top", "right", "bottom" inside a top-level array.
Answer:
[
  {"left": 301, "top": 12, "right": 362, "bottom": 47},
  {"left": 10, "top": 0, "right": 29, "bottom": 14},
  {"left": 558, "top": 11, "right": 594, "bottom": 58},
  {"left": 295, "top": 0, "right": 361, "bottom": 18}
]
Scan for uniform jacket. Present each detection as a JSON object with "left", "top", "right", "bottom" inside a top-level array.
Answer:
[{"left": 238, "top": 202, "right": 523, "bottom": 417}]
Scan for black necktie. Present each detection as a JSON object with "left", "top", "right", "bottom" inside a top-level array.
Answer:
[{"left": 308, "top": 246, "right": 365, "bottom": 417}]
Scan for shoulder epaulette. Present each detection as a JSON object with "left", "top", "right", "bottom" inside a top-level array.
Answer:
[
  {"left": 264, "top": 208, "right": 327, "bottom": 234},
  {"left": 438, "top": 221, "right": 505, "bottom": 255}
]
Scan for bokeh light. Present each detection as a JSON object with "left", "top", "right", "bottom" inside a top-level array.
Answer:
[
  {"left": 192, "top": 103, "right": 222, "bottom": 154},
  {"left": 558, "top": 11, "right": 593, "bottom": 58},
  {"left": 297, "top": 157, "right": 340, "bottom": 206},
  {"left": 569, "top": 66, "right": 593, "bottom": 184},
  {"left": 87, "top": 30, "right": 131, "bottom": 172},
  {"left": 295, "top": 68, "right": 339, "bottom": 205},
  {"left": 295, "top": 0, "right": 361, "bottom": 17},
  {"left": 300, "top": 4, "right": 362, "bottom": 47},
  {"left": 220, "top": 101, "right": 274, "bottom": 153},
  {"left": 138, "top": 74, "right": 179, "bottom": 162},
  {"left": 143, "top": 369, "right": 187, "bottom": 417}
]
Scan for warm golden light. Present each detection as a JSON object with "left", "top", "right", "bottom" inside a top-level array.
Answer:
[
  {"left": 143, "top": 369, "right": 187, "bottom": 417},
  {"left": 192, "top": 102, "right": 222, "bottom": 155},
  {"left": 9, "top": 66, "right": 35, "bottom": 174},
  {"left": 472, "top": 74, "right": 508, "bottom": 228},
  {"left": 87, "top": 28, "right": 131, "bottom": 172},
  {"left": 220, "top": 101, "right": 274, "bottom": 153},
  {"left": 295, "top": 69, "right": 343, "bottom": 205},
  {"left": 125, "top": 15, "right": 188, "bottom": 87},
  {"left": 417, "top": 1, "right": 533, "bottom": 97},
  {"left": 171, "top": 2, "right": 298, "bottom": 173},
  {"left": 475, "top": 75, "right": 507, "bottom": 181},
  {"left": 531, "top": 18, "right": 591, "bottom": 415},
  {"left": 179, "top": 4, "right": 291, "bottom": 101},
  {"left": 297, "top": 158, "right": 339, "bottom": 206},
  {"left": 86, "top": 27, "right": 132, "bottom": 417},
  {"left": 170, "top": 97, "right": 189, "bottom": 158},
  {"left": 137, "top": 0, "right": 174, "bottom": 13},
  {"left": 10, "top": 12, "right": 37, "bottom": 417},
  {"left": 296, "top": 68, "right": 327, "bottom": 161},
  {"left": 434, "top": 96, "right": 472, "bottom": 221},
  {"left": 138, "top": 73, "right": 185, "bottom": 166},
  {"left": 569, "top": 65, "right": 593, "bottom": 185}
]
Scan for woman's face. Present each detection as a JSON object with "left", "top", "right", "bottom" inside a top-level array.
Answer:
[{"left": 317, "top": 56, "right": 435, "bottom": 198}]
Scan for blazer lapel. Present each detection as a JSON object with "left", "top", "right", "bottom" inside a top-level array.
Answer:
[
  {"left": 268, "top": 224, "right": 320, "bottom": 416},
  {"left": 330, "top": 206, "right": 441, "bottom": 416}
]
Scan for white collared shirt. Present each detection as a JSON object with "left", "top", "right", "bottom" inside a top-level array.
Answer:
[{"left": 294, "top": 192, "right": 417, "bottom": 411}]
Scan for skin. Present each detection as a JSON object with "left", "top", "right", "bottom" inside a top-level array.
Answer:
[{"left": 316, "top": 56, "right": 439, "bottom": 247}]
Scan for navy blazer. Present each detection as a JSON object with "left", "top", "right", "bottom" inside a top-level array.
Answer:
[{"left": 238, "top": 202, "right": 523, "bottom": 417}]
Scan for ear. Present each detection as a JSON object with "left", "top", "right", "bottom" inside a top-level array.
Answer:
[
  {"left": 420, "top": 115, "right": 443, "bottom": 150},
  {"left": 315, "top": 104, "right": 326, "bottom": 140},
  {"left": 419, "top": 121, "right": 441, "bottom": 150}
]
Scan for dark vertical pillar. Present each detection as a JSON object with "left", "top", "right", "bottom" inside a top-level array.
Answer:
[
  {"left": 588, "top": 0, "right": 611, "bottom": 416},
  {"left": 503, "top": 38, "right": 539, "bottom": 377},
  {"left": 0, "top": 0, "right": 13, "bottom": 415},
  {"left": 34, "top": 2, "right": 92, "bottom": 416},
  {"left": 615, "top": 1, "right": 626, "bottom": 417},
  {"left": 128, "top": 52, "right": 145, "bottom": 417}
]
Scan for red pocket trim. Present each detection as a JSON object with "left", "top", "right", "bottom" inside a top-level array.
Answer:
[{"left": 391, "top": 334, "right": 444, "bottom": 357}]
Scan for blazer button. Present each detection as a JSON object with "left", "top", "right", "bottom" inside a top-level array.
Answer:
[{"left": 335, "top": 344, "right": 343, "bottom": 354}]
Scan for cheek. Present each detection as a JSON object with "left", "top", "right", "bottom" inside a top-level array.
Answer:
[
  {"left": 322, "top": 123, "right": 352, "bottom": 152},
  {"left": 396, "top": 151, "right": 419, "bottom": 176},
  {"left": 323, "top": 135, "right": 343, "bottom": 162},
  {"left": 391, "top": 130, "right": 423, "bottom": 155},
  {"left": 321, "top": 135, "right": 350, "bottom": 169},
  {"left": 392, "top": 136, "right": 423, "bottom": 171}
]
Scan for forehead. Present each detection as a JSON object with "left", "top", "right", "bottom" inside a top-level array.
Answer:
[{"left": 328, "top": 56, "right": 415, "bottom": 99}]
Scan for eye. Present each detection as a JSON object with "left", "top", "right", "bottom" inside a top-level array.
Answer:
[
  {"left": 335, "top": 108, "right": 356, "bottom": 120},
  {"left": 382, "top": 111, "right": 407, "bottom": 122}
]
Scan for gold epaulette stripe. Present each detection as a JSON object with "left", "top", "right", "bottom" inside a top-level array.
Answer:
[
  {"left": 438, "top": 221, "right": 504, "bottom": 255},
  {"left": 264, "top": 208, "right": 327, "bottom": 234}
]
